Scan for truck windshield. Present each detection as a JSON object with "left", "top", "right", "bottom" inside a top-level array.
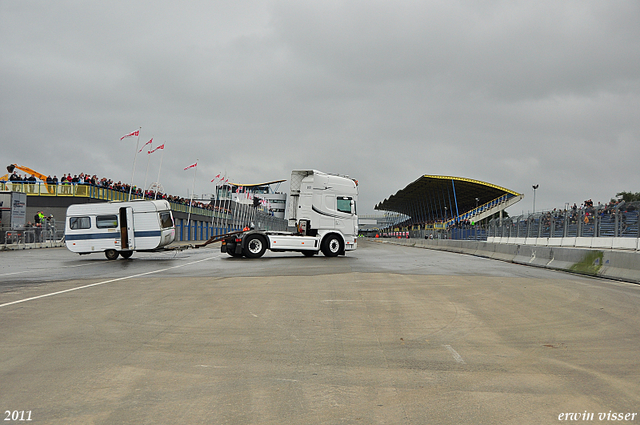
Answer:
[{"left": 337, "top": 197, "right": 353, "bottom": 214}]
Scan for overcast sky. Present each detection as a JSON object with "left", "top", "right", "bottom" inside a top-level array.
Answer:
[{"left": 1, "top": 0, "right": 639, "bottom": 216}]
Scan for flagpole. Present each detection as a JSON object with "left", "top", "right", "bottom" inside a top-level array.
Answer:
[
  {"left": 143, "top": 138, "right": 153, "bottom": 197},
  {"left": 211, "top": 174, "right": 222, "bottom": 235},
  {"left": 154, "top": 144, "right": 165, "bottom": 200},
  {"left": 229, "top": 186, "right": 241, "bottom": 228},
  {"left": 225, "top": 178, "right": 231, "bottom": 233},
  {"left": 187, "top": 160, "right": 198, "bottom": 227},
  {"left": 224, "top": 180, "right": 230, "bottom": 232},
  {"left": 128, "top": 127, "right": 141, "bottom": 201},
  {"left": 211, "top": 181, "right": 217, "bottom": 234},
  {"left": 224, "top": 176, "right": 231, "bottom": 232}
]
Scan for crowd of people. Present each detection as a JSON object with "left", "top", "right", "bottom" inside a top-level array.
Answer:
[{"left": 3, "top": 170, "right": 232, "bottom": 215}]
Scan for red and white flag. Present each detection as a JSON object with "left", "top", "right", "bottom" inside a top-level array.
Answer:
[
  {"left": 138, "top": 138, "right": 153, "bottom": 153},
  {"left": 120, "top": 129, "right": 140, "bottom": 140},
  {"left": 148, "top": 144, "right": 164, "bottom": 154},
  {"left": 211, "top": 173, "right": 221, "bottom": 183},
  {"left": 184, "top": 162, "right": 198, "bottom": 171}
]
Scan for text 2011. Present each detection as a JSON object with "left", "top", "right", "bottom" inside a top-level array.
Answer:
[{"left": 4, "top": 411, "right": 32, "bottom": 422}]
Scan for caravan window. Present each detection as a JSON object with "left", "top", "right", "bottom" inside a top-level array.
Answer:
[
  {"left": 159, "top": 211, "right": 173, "bottom": 229},
  {"left": 337, "top": 197, "right": 353, "bottom": 214},
  {"left": 96, "top": 215, "right": 118, "bottom": 229},
  {"left": 69, "top": 216, "right": 91, "bottom": 230}
]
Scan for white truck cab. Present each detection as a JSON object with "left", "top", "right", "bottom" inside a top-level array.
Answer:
[{"left": 221, "top": 170, "right": 358, "bottom": 258}]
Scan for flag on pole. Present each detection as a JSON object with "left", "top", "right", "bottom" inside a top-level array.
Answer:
[
  {"left": 211, "top": 173, "right": 221, "bottom": 183},
  {"left": 148, "top": 144, "right": 164, "bottom": 154},
  {"left": 184, "top": 162, "right": 198, "bottom": 170},
  {"left": 138, "top": 138, "right": 153, "bottom": 153},
  {"left": 120, "top": 129, "right": 140, "bottom": 140}
]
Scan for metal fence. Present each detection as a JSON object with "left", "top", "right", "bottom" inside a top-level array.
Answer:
[
  {"left": 1, "top": 182, "right": 288, "bottom": 242},
  {"left": 3, "top": 227, "right": 65, "bottom": 249},
  {"left": 488, "top": 204, "right": 640, "bottom": 240},
  {"left": 380, "top": 202, "right": 640, "bottom": 248},
  {"left": 404, "top": 224, "right": 488, "bottom": 241}
]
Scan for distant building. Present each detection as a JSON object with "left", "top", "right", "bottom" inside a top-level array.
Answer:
[{"left": 216, "top": 179, "right": 287, "bottom": 219}]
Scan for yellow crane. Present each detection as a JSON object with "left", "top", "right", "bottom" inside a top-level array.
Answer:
[{"left": 1, "top": 164, "right": 51, "bottom": 192}]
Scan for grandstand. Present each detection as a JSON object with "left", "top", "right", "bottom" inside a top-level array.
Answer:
[{"left": 375, "top": 175, "right": 523, "bottom": 231}]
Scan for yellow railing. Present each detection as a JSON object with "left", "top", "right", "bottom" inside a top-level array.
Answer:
[{"left": 1, "top": 182, "right": 228, "bottom": 219}]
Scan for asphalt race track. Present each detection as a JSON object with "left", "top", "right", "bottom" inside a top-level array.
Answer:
[{"left": 1, "top": 239, "right": 639, "bottom": 424}]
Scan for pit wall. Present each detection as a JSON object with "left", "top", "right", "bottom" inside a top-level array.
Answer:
[{"left": 374, "top": 238, "right": 640, "bottom": 284}]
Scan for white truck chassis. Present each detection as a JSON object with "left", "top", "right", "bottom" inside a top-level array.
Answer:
[
  {"left": 220, "top": 229, "right": 352, "bottom": 258},
  {"left": 220, "top": 170, "right": 358, "bottom": 258}
]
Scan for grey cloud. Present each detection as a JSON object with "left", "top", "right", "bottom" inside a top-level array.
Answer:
[{"left": 1, "top": 0, "right": 638, "bottom": 214}]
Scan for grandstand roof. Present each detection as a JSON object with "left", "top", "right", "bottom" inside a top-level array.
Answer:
[
  {"left": 375, "top": 175, "right": 522, "bottom": 223},
  {"left": 225, "top": 179, "right": 286, "bottom": 187}
]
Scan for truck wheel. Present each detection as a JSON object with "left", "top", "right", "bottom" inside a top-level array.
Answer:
[
  {"left": 105, "top": 249, "right": 119, "bottom": 260},
  {"left": 120, "top": 251, "right": 133, "bottom": 259},
  {"left": 244, "top": 234, "right": 267, "bottom": 258},
  {"left": 321, "top": 234, "right": 342, "bottom": 257}
]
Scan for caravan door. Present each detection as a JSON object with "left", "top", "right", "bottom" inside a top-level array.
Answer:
[{"left": 119, "top": 207, "right": 135, "bottom": 250}]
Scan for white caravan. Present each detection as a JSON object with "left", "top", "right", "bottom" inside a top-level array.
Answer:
[
  {"left": 221, "top": 170, "right": 358, "bottom": 258},
  {"left": 65, "top": 199, "right": 175, "bottom": 260}
]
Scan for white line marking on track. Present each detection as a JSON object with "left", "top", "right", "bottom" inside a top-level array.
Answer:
[
  {"left": 443, "top": 344, "right": 466, "bottom": 364},
  {"left": 0, "top": 255, "right": 217, "bottom": 309},
  {"left": 1, "top": 262, "right": 98, "bottom": 278},
  {"left": 0, "top": 270, "right": 32, "bottom": 277}
]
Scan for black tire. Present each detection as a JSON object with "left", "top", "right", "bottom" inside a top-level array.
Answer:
[
  {"left": 120, "top": 251, "right": 133, "bottom": 259},
  {"left": 105, "top": 249, "right": 119, "bottom": 260},
  {"left": 321, "top": 234, "right": 343, "bottom": 257},
  {"left": 302, "top": 251, "right": 317, "bottom": 257},
  {"left": 243, "top": 234, "right": 267, "bottom": 258}
]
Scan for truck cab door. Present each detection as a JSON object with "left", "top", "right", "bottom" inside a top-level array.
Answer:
[
  {"left": 335, "top": 196, "right": 356, "bottom": 233},
  {"left": 119, "top": 207, "right": 135, "bottom": 250}
]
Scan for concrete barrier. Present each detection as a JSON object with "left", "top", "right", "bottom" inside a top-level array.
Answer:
[
  {"left": 490, "top": 243, "right": 519, "bottom": 262},
  {"left": 601, "top": 251, "right": 640, "bottom": 282},
  {"left": 513, "top": 245, "right": 553, "bottom": 268},
  {"left": 373, "top": 238, "right": 640, "bottom": 284},
  {"left": 546, "top": 247, "right": 600, "bottom": 273}
]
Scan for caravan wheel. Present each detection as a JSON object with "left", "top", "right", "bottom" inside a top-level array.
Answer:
[
  {"left": 120, "top": 251, "right": 133, "bottom": 259},
  {"left": 105, "top": 249, "right": 119, "bottom": 260}
]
